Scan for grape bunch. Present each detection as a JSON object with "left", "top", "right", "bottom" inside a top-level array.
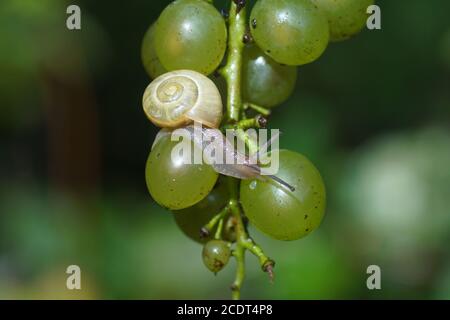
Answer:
[{"left": 140, "top": 0, "right": 373, "bottom": 299}]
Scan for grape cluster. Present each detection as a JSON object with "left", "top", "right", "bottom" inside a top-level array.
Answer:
[{"left": 141, "top": 0, "right": 373, "bottom": 298}]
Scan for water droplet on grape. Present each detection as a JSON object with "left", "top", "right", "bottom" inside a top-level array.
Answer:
[{"left": 249, "top": 180, "right": 257, "bottom": 190}]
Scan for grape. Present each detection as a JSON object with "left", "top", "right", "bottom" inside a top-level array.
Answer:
[
  {"left": 209, "top": 73, "right": 228, "bottom": 108},
  {"left": 141, "top": 23, "right": 167, "bottom": 79},
  {"left": 242, "top": 44, "right": 297, "bottom": 108},
  {"left": 240, "top": 150, "right": 326, "bottom": 240},
  {"left": 250, "top": 0, "right": 329, "bottom": 66},
  {"left": 310, "top": 0, "right": 374, "bottom": 42},
  {"left": 145, "top": 133, "right": 218, "bottom": 210},
  {"left": 173, "top": 178, "right": 229, "bottom": 243},
  {"left": 155, "top": 0, "right": 227, "bottom": 75},
  {"left": 202, "top": 240, "right": 231, "bottom": 273}
]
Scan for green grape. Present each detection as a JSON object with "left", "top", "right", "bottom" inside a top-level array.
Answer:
[
  {"left": 242, "top": 44, "right": 297, "bottom": 108},
  {"left": 240, "top": 150, "right": 326, "bottom": 240},
  {"left": 202, "top": 240, "right": 231, "bottom": 273},
  {"left": 145, "top": 133, "right": 218, "bottom": 210},
  {"left": 173, "top": 178, "right": 229, "bottom": 243},
  {"left": 155, "top": 0, "right": 227, "bottom": 75},
  {"left": 209, "top": 73, "right": 228, "bottom": 108},
  {"left": 250, "top": 0, "right": 329, "bottom": 66},
  {"left": 310, "top": 0, "right": 374, "bottom": 42},
  {"left": 141, "top": 23, "right": 167, "bottom": 79}
]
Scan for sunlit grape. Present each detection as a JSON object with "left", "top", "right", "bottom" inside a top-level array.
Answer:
[
  {"left": 145, "top": 134, "right": 218, "bottom": 210},
  {"left": 155, "top": 0, "right": 227, "bottom": 75}
]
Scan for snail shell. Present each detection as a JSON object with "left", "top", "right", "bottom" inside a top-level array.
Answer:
[{"left": 143, "top": 70, "right": 223, "bottom": 128}]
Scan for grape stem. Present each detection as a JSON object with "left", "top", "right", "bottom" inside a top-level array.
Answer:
[
  {"left": 219, "top": 1, "right": 245, "bottom": 123},
  {"left": 214, "top": 217, "right": 225, "bottom": 240},
  {"left": 202, "top": 205, "right": 230, "bottom": 238},
  {"left": 227, "top": 181, "right": 272, "bottom": 299},
  {"left": 223, "top": 115, "right": 267, "bottom": 130},
  {"left": 220, "top": 0, "right": 274, "bottom": 300},
  {"left": 243, "top": 102, "right": 271, "bottom": 117}
]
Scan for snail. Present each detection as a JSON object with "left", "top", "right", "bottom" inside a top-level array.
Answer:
[
  {"left": 142, "top": 70, "right": 223, "bottom": 128},
  {"left": 144, "top": 70, "right": 294, "bottom": 191},
  {"left": 152, "top": 125, "right": 295, "bottom": 192}
]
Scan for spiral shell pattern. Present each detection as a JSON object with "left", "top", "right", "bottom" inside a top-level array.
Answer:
[{"left": 143, "top": 70, "right": 223, "bottom": 128}]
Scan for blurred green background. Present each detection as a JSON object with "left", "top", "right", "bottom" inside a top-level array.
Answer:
[{"left": 0, "top": 0, "right": 449, "bottom": 299}]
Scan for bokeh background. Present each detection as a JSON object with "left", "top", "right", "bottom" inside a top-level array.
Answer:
[{"left": 0, "top": 0, "right": 449, "bottom": 299}]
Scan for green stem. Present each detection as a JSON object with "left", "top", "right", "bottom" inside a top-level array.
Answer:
[
  {"left": 240, "top": 238, "right": 271, "bottom": 268},
  {"left": 203, "top": 205, "right": 229, "bottom": 236},
  {"left": 222, "top": 117, "right": 266, "bottom": 156},
  {"left": 227, "top": 181, "right": 273, "bottom": 299},
  {"left": 214, "top": 217, "right": 224, "bottom": 240},
  {"left": 231, "top": 244, "right": 245, "bottom": 299},
  {"left": 228, "top": 195, "right": 246, "bottom": 300},
  {"left": 221, "top": 1, "right": 274, "bottom": 300},
  {"left": 243, "top": 102, "right": 271, "bottom": 117},
  {"left": 224, "top": 117, "right": 265, "bottom": 130},
  {"left": 235, "top": 129, "right": 258, "bottom": 156},
  {"left": 220, "top": 2, "right": 246, "bottom": 123}
]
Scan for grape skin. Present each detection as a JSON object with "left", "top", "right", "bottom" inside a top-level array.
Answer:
[
  {"left": 242, "top": 44, "right": 297, "bottom": 108},
  {"left": 145, "top": 134, "right": 218, "bottom": 210},
  {"left": 154, "top": 0, "right": 227, "bottom": 75},
  {"left": 173, "top": 178, "right": 229, "bottom": 244},
  {"left": 202, "top": 240, "right": 231, "bottom": 273},
  {"left": 311, "top": 0, "right": 375, "bottom": 42},
  {"left": 250, "top": 0, "right": 329, "bottom": 66},
  {"left": 240, "top": 150, "right": 326, "bottom": 241},
  {"left": 141, "top": 23, "right": 167, "bottom": 79}
]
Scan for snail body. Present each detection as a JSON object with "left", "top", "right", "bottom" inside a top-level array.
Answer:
[
  {"left": 143, "top": 70, "right": 223, "bottom": 128},
  {"left": 153, "top": 125, "right": 295, "bottom": 192}
]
